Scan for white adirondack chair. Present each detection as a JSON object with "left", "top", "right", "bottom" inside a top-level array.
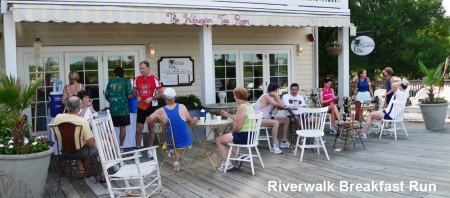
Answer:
[
  {"left": 90, "top": 111, "right": 162, "bottom": 198},
  {"left": 294, "top": 107, "right": 330, "bottom": 161},
  {"left": 224, "top": 113, "right": 264, "bottom": 175}
]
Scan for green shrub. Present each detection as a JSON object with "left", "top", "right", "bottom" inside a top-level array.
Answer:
[{"left": 0, "top": 109, "right": 14, "bottom": 138}]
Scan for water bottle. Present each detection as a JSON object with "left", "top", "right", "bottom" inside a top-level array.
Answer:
[
  {"left": 53, "top": 78, "right": 57, "bottom": 92},
  {"left": 200, "top": 109, "right": 205, "bottom": 117},
  {"left": 305, "top": 97, "right": 309, "bottom": 108},
  {"left": 206, "top": 113, "right": 211, "bottom": 123},
  {"left": 58, "top": 79, "right": 63, "bottom": 92}
]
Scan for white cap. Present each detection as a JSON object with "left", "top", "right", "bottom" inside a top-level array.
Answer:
[{"left": 163, "top": 88, "right": 176, "bottom": 97}]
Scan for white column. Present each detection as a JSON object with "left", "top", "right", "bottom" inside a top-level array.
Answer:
[
  {"left": 338, "top": 27, "right": 349, "bottom": 98},
  {"left": 199, "top": 25, "right": 215, "bottom": 105},
  {"left": 313, "top": 26, "right": 319, "bottom": 88},
  {"left": 3, "top": 11, "right": 17, "bottom": 77}
]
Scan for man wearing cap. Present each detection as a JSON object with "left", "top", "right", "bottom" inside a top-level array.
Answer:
[
  {"left": 254, "top": 82, "right": 290, "bottom": 154},
  {"left": 146, "top": 88, "right": 198, "bottom": 171},
  {"left": 133, "top": 61, "right": 163, "bottom": 158}
]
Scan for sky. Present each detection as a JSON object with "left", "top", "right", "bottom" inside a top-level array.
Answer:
[{"left": 444, "top": 0, "right": 450, "bottom": 16}]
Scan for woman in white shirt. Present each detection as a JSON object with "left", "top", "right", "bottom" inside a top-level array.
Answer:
[
  {"left": 360, "top": 80, "right": 410, "bottom": 138},
  {"left": 77, "top": 90, "right": 97, "bottom": 120}
]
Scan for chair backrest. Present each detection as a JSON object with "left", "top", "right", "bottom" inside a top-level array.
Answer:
[
  {"left": 51, "top": 122, "right": 83, "bottom": 153},
  {"left": 374, "top": 89, "right": 386, "bottom": 97},
  {"left": 297, "top": 107, "right": 328, "bottom": 136},
  {"left": 390, "top": 100, "right": 407, "bottom": 121},
  {"left": 90, "top": 111, "right": 122, "bottom": 169},
  {"left": 154, "top": 117, "right": 176, "bottom": 150},
  {"left": 245, "top": 113, "right": 263, "bottom": 146},
  {"left": 353, "top": 101, "right": 362, "bottom": 122}
]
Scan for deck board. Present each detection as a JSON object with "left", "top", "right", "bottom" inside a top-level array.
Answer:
[{"left": 44, "top": 119, "right": 450, "bottom": 197}]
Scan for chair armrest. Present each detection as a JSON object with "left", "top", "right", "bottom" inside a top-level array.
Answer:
[
  {"left": 391, "top": 100, "right": 406, "bottom": 104},
  {"left": 121, "top": 146, "right": 159, "bottom": 156},
  {"left": 107, "top": 155, "right": 141, "bottom": 164}
]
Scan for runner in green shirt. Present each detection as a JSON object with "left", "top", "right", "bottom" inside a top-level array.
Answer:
[{"left": 105, "top": 67, "right": 133, "bottom": 152}]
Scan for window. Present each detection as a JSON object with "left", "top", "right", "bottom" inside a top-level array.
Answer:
[
  {"left": 269, "top": 53, "right": 289, "bottom": 96},
  {"left": 107, "top": 56, "right": 136, "bottom": 82},
  {"left": 214, "top": 54, "right": 236, "bottom": 103},
  {"left": 69, "top": 57, "right": 101, "bottom": 111},
  {"left": 243, "top": 54, "right": 264, "bottom": 102}
]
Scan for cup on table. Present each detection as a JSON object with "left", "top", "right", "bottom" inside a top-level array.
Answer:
[
  {"left": 200, "top": 117, "right": 205, "bottom": 124},
  {"left": 294, "top": 100, "right": 299, "bottom": 109},
  {"left": 217, "top": 116, "right": 222, "bottom": 123}
]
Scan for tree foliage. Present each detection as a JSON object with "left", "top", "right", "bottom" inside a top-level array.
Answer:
[{"left": 320, "top": 0, "right": 450, "bottom": 80}]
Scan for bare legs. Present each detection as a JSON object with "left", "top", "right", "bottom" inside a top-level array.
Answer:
[
  {"left": 136, "top": 122, "right": 155, "bottom": 148},
  {"left": 274, "top": 117, "right": 289, "bottom": 141},
  {"left": 363, "top": 110, "right": 384, "bottom": 133},
  {"left": 215, "top": 133, "right": 238, "bottom": 162},
  {"left": 261, "top": 118, "right": 290, "bottom": 145},
  {"left": 119, "top": 126, "right": 126, "bottom": 146},
  {"left": 328, "top": 104, "right": 341, "bottom": 127}
]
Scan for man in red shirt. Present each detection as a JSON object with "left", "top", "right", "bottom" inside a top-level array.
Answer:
[{"left": 132, "top": 61, "right": 163, "bottom": 158}]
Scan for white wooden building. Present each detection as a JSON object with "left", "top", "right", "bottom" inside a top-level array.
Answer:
[{"left": 1, "top": 0, "right": 354, "bottom": 134}]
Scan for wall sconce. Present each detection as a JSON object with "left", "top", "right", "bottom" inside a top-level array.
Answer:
[
  {"left": 297, "top": 44, "right": 303, "bottom": 56},
  {"left": 148, "top": 44, "right": 156, "bottom": 57}
]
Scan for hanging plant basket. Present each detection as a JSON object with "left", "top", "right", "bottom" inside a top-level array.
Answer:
[{"left": 326, "top": 47, "right": 342, "bottom": 56}]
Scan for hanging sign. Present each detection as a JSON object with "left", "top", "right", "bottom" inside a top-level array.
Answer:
[
  {"left": 351, "top": 36, "right": 375, "bottom": 56},
  {"left": 158, "top": 57, "right": 194, "bottom": 86}
]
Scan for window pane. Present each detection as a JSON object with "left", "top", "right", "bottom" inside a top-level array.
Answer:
[
  {"left": 43, "top": 72, "right": 60, "bottom": 87},
  {"left": 108, "top": 70, "right": 114, "bottom": 81},
  {"left": 34, "top": 88, "right": 46, "bottom": 102},
  {"left": 226, "top": 67, "right": 236, "bottom": 78},
  {"left": 269, "top": 54, "right": 278, "bottom": 65},
  {"left": 29, "top": 58, "right": 44, "bottom": 72},
  {"left": 85, "top": 85, "right": 99, "bottom": 99},
  {"left": 85, "top": 71, "right": 99, "bottom": 84},
  {"left": 270, "top": 77, "right": 278, "bottom": 85},
  {"left": 215, "top": 80, "right": 223, "bottom": 91},
  {"left": 214, "top": 54, "right": 224, "bottom": 66},
  {"left": 254, "top": 89, "right": 263, "bottom": 100},
  {"left": 279, "top": 66, "right": 288, "bottom": 76},
  {"left": 243, "top": 54, "right": 252, "bottom": 65},
  {"left": 279, "top": 77, "right": 288, "bottom": 87},
  {"left": 31, "top": 102, "right": 47, "bottom": 117},
  {"left": 254, "top": 66, "right": 263, "bottom": 77},
  {"left": 70, "top": 57, "right": 83, "bottom": 71},
  {"left": 108, "top": 56, "right": 121, "bottom": 70},
  {"left": 30, "top": 73, "right": 45, "bottom": 86},
  {"left": 226, "top": 54, "right": 236, "bottom": 66},
  {"left": 253, "top": 54, "right": 263, "bottom": 65},
  {"left": 215, "top": 67, "right": 225, "bottom": 79},
  {"left": 254, "top": 78, "right": 263, "bottom": 89},
  {"left": 226, "top": 91, "right": 235, "bottom": 103},
  {"left": 92, "top": 99, "right": 100, "bottom": 112},
  {"left": 279, "top": 54, "right": 288, "bottom": 65},
  {"left": 243, "top": 66, "right": 252, "bottom": 77},
  {"left": 32, "top": 117, "right": 48, "bottom": 132},
  {"left": 270, "top": 66, "right": 277, "bottom": 76},
  {"left": 77, "top": 71, "right": 85, "bottom": 84},
  {"left": 43, "top": 57, "right": 59, "bottom": 72},
  {"left": 244, "top": 77, "right": 253, "bottom": 89},
  {"left": 84, "top": 57, "right": 98, "bottom": 70},
  {"left": 124, "top": 70, "right": 135, "bottom": 81},
  {"left": 122, "top": 56, "right": 134, "bottom": 69},
  {"left": 247, "top": 90, "right": 254, "bottom": 102},
  {"left": 227, "top": 79, "right": 236, "bottom": 90}
]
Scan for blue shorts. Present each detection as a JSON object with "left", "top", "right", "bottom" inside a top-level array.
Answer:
[
  {"left": 287, "top": 114, "right": 306, "bottom": 121},
  {"left": 382, "top": 110, "right": 393, "bottom": 120},
  {"left": 232, "top": 132, "right": 249, "bottom": 145}
]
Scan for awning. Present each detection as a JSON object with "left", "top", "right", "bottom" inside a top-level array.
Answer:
[{"left": 12, "top": 4, "right": 351, "bottom": 27}]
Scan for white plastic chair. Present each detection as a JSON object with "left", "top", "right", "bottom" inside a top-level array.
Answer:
[
  {"left": 379, "top": 100, "right": 409, "bottom": 141},
  {"left": 224, "top": 113, "right": 264, "bottom": 175},
  {"left": 251, "top": 103, "right": 278, "bottom": 151},
  {"left": 294, "top": 107, "right": 330, "bottom": 162},
  {"left": 90, "top": 111, "right": 162, "bottom": 198}
]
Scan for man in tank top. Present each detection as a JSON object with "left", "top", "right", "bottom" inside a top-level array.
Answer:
[
  {"left": 146, "top": 88, "right": 198, "bottom": 171},
  {"left": 254, "top": 82, "right": 290, "bottom": 154}
]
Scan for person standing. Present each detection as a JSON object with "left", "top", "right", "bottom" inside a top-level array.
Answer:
[
  {"left": 133, "top": 61, "right": 163, "bottom": 158},
  {"left": 353, "top": 69, "right": 374, "bottom": 105},
  {"left": 105, "top": 67, "right": 133, "bottom": 153},
  {"left": 62, "top": 70, "right": 85, "bottom": 105},
  {"left": 382, "top": 67, "right": 395, "bottom": 107}
]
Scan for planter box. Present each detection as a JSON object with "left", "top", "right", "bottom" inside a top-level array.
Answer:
[
  {"left": 419, "top": 102, "right": 449, "bottom": 131},
  {"left": 0, "top": 146, "right": 54, "bottom": 198}
]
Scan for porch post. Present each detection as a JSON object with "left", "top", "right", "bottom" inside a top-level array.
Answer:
[
  {"left": 199, "top": 25, "right": 215, "bottom": 105},
  {"left": 3, "top": 11, "right": 17, "bottom": 77},
  {"left": 313, "top": 26, "right": 319, "bottom": 88},
  {"left": 337, "top": 27, "right": 349, "bottom": 98}
]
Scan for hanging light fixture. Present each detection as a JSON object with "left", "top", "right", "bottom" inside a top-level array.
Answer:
[{"left": 33, "top": 36, "right": 42, "bottom": 135}]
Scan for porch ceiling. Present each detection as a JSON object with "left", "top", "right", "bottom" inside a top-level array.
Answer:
[{"left": 12, "top": 4, "right": 351, "bottom": 27}]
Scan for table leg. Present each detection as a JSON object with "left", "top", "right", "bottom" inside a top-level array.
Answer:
[{"left": 189, "top": 126, "right": 217, "bottom": 172}]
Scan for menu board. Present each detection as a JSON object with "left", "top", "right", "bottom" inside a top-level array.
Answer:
[{"left": 158, "top": 57, "right": 194, "bottom": 86}]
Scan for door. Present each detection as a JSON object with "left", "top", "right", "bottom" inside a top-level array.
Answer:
[
  {"left": 241, "top": 51, "right": 265, "bottom": 103},
  {"left": 266, "top": 50, "right": 290, "bottom": 97},
  {"left": 64, "top": 52, "right": 104, "bottom": 111}
]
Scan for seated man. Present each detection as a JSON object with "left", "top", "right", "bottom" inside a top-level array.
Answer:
[
  {"left": 146, "top": 88, "right": 198, "bottom": 171},
  {"left": 360, "top": 80, "right": 410, "bottom": 138},
  {"left": 254, "top": 82, "right": 290, "bottom": 154},
  {"left": 52, "top": 96, "right": 97, "bottom": 176}
]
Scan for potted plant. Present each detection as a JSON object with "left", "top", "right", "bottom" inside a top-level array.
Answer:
[
  {"left": 418, "top": 61, "right": 449, "bottom": 131},
  {"left": 0, "top": 72, "right": 54, "bottom": 198},
  {"left": 325, "top": 41, "right": 342, "bottom": 56}
]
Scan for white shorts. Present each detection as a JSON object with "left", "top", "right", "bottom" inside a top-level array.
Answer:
[{"left": 357, "top": 91, "right": 372, "bottom": 102}]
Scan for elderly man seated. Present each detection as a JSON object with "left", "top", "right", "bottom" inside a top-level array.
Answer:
[
  {"left": 52, "top": 96, "right": 98, "bottom": 177},
  {"left": 146, "top": 88, "right": 198, "bottom": 171}
]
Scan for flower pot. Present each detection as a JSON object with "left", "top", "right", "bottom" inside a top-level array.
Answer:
[
  {"left": 326, "top": 47, "right": 342, "bottom": 56},
  {"left": 0, "top": 146, "right": 54, "bottom": 198},
  {"left": 419, "top": 102, "right": 449, "bottom": 131}
]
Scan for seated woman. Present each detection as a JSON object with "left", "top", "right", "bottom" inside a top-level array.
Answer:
[
  {"left": 77, "top": 90, "right": 97, "bottom": 120},
  {"left": 216, "top": 87, "right": 255, "bottom": 172},
  {"left": 319, "top": 77, "right": 342, "bottom": 135},
  {"left": 360, "top": 80, "right": 410, "bottom": 138}
]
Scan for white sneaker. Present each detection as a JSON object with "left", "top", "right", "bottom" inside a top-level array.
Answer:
[
  {"left": 360, "top": 132, "right": 368, "bottom": 139},
  {"left": 313, "top": 138, "right": 326, "bottom": 145},
  {"left": 133, "top": 151, "right": 142, "bottom": 157},
  {"left": 114, "top": 164, "right": 120, "bottom": 172},
  {"left": 147, "top": 150, "right": 154, "bottom": 159},
  {"left": 119, "top": 148, "right": 124, "bottom": 153},
  {"left": 279, "top": 141, "right": 291, "bottom": 148},
  {"left": 218, "top": 161, "right": 234, "bottom": 172},
  {"left": 270, "top": 144, "right": 283, "bottom": 154},
  {"left": 330, "top": 128, "right": 337, "bottom": 135},
  {"left": 375, "top": 129, "right": 387, "bottom": 136},
  {"left": 233, "top": 153, "right": 244, "bottom": 169},
  {"left": 371, "top": 123, "right": 378, "bottom": 128},
  {"left": 167, "top": 150, "right": 174, "bottom": 158},
  {"left": 174, "top": 161, "right": 181, "bottom": 172}
]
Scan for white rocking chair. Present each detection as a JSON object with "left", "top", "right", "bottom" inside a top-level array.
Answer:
[
  {"left": 90, "top": 111, "right": 162, "bottom": 198},
  {"left": 224, "top": 113, "right": 264, "bottom": 175}
]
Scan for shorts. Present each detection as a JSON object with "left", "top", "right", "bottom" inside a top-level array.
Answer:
[
  {"left": 232, "top": 132, "right": 249, "bottom": 145},
  {"left": 382, "top": 110, "right": 393, "bottom": 120},
  {"left": 62, "top": 145, "right": 99, "bottom": 159},
  {"left": 112, "top": 114, "right": 130, "bottom": 127},
  {"left": 357, "top": 91, "right": 372, "bottom": 102},
  {"left": 136, "top": 106, "right": 158, "bottom": 124},
  {"left": 287, "top": 114, "right": 306, "bottom": 122},
  {"left": 386, "top": 93, "right": 394, "bottom": 105}
]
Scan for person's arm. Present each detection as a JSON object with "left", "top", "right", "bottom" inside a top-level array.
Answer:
[
  {"left": 78, "top": 107, "right": 88, "bottom": 118},
  {"left": 221, "top": 111, "right": 236, "bottom": 121},
  {"left": 85, "top": 137, "right": 95, "bottom": 148},
  {"left": 320, "top": 89, "right": 338, "bottom": 105},
  {"left": 105, "top": 83, "right": 110, "bottom": 102},
  {"left": 127, "top": 81, "right": 133, "bottom": 99},
  {"left": 227, "top": 105, "right": 246, "bottom": 133},
  {"left": 281, "top": 95, "right": 294, "bottom": 109},
  {"left": 383, "top": 78, "right": 396, "bottom": 97},
  {"left": 133, "top": 88, "right": 142, "bottom": 102},
  {"left": 61, "top": 87, "right": 68, "bottom": 105},
  {"left": 90, "top": 106, "right": 97, "bottom": 114},
  {"left": 82, "top": 121, "right": 95, "bottom": 147},
  {"left": 266, "top": 93, "right": 285, "bottom": 109},
  {"left": 181, "top": 104, "right": 198, "bottom": 125},
  {"left": 384, "top": 81, "right": 401, "bottom": 97},
  {"left": 367, "top": 78, "right": 374, "bottom": 100},
  {"left": 154, "top": 90, "right": 163, "bottom": 100}
]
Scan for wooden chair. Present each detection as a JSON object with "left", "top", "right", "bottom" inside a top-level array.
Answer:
[
  {"left": 154, "top": 117, "right": 194, "bottom": 181},
  {"left": 379, "top": 100, "right": 409, "bottom": 141},
  {"left": 90, "top": 111, "right": 162, "bottom": 198},
  {"left": 333, "top": 102, "right": 366, "bottom": 151},
  {"left": 51, "top": 122, "right": 98, "bottom": 193},
  {"left": 294, "top": 107, "right": 330, "bottom": 161},
  {"left": 224, "top": 113, "right": 264, "bottom": 175}
]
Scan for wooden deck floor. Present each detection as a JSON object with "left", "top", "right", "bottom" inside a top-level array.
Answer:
[{"left": 43, "top": 119, "right": 450, "bottom": 198}]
